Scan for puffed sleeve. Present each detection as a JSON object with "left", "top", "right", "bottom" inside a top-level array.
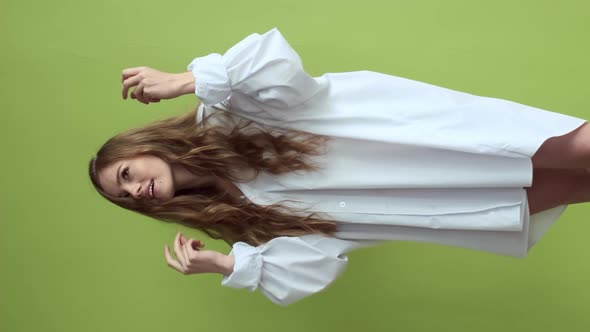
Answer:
[
  {"left": 220, "top": 234, "right": 380, "bottom": 307},
  {"left": 186, "top": 27, "right": 325, "bottom": 110}
]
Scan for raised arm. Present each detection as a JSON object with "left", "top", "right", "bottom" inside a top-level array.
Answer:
[
  {"left": 164, "top": 231, "right": 380, "bottom": 306},
  {"left": 122, "top": 27, "right": 326, "bottom": 110}
]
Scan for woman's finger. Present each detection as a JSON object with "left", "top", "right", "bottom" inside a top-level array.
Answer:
[
  {"left": 180, "top": 233, "right": 189, "bottom": 246},
  {"left": 173, "top": 232, "right": 188, "bottom": 271},
  {"left": 122, "top": 75, "right": 142, "bottom": 100},
  {"left": 164, "top": 245, "right": 185, "bottom": 274},
  {"left": 132, "top": 81, "right": 145, "bottom": 102},
  {"left": 181, "top": 235, "right": 195, "bottom": 260},
  {"left": 132, "top": 82, "right": 148, "bottom": 105},
  {"left": 183, "top": 240, "right": 194, "bottom": 266},
  {"left": 122, "top": 67, "right": 145, "bottom": 81}
]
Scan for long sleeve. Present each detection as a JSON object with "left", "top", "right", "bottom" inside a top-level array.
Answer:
[
  {"left": 220, "top": 234, "right": 381, "bottom": 307},
  {"left": 186, "top": 27, "right": 326, "bottom": 110}
]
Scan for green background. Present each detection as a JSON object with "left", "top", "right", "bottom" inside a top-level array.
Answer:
[{"left": 2, "top": 0, "right": 589, "bottom": 331}]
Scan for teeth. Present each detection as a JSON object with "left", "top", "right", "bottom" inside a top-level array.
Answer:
[{"left": 149, "top": 180, "right": 154, "bottom": 197}]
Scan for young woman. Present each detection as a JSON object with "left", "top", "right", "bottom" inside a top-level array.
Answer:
[{"left": 89, "top": 27, "right": 590, "bottom": 306}]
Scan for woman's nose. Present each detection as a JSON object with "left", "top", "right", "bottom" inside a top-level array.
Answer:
[{"left": 125, "top": 182, "right": 142, "bottom": 198}]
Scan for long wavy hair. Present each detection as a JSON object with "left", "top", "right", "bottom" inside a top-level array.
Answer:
[{"left": 89, "top": 103, "right": 339, "bottom": 247}]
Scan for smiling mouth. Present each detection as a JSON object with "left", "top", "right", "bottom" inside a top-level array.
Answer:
[{"left": 149, "top": 179, "right": 155, "bottom": 198}]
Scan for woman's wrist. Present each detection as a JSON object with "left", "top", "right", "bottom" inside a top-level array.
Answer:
[
  {"left": 175, "top": 71, "right": 195, "bottom": 96},
  {"left": 216, "top": 253, "right": 235, "bottom": 276}
]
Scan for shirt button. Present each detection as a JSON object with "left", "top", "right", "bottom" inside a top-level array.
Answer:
[{"left": 339, "top": 201, "right": 346, "bottom": 207}]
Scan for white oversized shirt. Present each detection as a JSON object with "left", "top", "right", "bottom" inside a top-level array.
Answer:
[{"left": 186, "top": 27, "right": 587, "bottom": 306}]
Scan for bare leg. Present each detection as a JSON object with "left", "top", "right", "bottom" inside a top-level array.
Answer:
[
  {"left": 526, "top": 168, "right": 590, "bottom": 215},
  {"left": 532, "top": 122, "right": 590, "bottom": 169}
]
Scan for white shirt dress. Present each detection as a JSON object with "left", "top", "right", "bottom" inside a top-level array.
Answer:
[{"left": 186, "top": 27, "right": 587, "bottom": 306}]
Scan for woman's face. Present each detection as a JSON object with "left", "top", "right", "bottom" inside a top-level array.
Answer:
[{"left": 98, "top": 155, "right": 175, "bottom": 200}]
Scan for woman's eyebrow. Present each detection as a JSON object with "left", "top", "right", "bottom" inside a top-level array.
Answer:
[{"left": 116, "top": 163, "right": 122, "bottom": 186}]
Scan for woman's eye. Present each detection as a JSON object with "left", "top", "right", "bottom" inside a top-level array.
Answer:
[{"left": 122, "top": 167, "right": 129, "bottom": 180}]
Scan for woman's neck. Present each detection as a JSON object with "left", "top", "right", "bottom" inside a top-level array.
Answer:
[
  {"left": 171, "top": 163, "right": 247, "bottom": 201},
  {"left": 171, "top": 163, "right": 218, "bottom": 191}
]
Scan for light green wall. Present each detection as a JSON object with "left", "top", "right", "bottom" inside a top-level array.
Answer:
[{"left": 2, "top": 0, "right": 590, "bottom": 331}]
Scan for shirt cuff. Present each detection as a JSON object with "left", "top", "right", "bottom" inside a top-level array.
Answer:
[
  {"left": 220, "top": 242, "right": 263, "bottom": 291},
  {"left": 186, "top": 53, "right": 232, "bottom": 106}
]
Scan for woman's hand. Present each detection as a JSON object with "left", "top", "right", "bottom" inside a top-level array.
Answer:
[
  {"left": 121, "top": 67, "right": 194, "bottom": 105},
  {"left": 164, "top": 232, "right": 226, "bottom": 275}
]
